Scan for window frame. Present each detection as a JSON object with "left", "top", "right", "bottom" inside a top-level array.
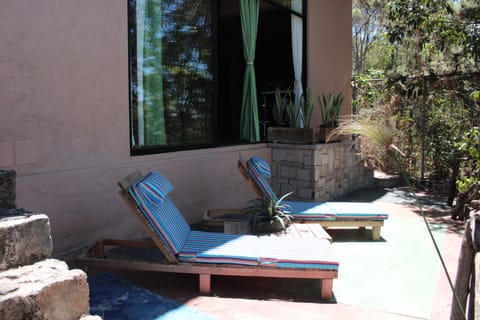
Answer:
[{"left": 128, "top": 0, "right": 307, "bottom": 156}]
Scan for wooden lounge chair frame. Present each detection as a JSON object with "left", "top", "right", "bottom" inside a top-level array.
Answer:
[
  {"left": 235, "top": 160, "right": 385, "bottom": 240},
  {"left": 76, "top": 171, "right": 338, "bottom": 299}
]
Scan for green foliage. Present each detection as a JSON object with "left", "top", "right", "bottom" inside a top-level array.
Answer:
[
  {"left": 273, "top": 89, "right": 288, "bottom": 126},
  {"left": 286, "top": 95, "right": 297, "bottom": 128},
  {"left": 455, "top": 127, "right": 480, "bottom": 193},
  {"left": 301, "top": 88, "right": 314, "bottom": 128},
  {"left": 242, "top": 192, "right": 293, "bottom": 234},
  {"left": 272, "top": 88, "right": 314, "bottom": 128},
  {"left": 318, "top": 92, "right": 344, "bottom": 127},
  {"left": 352, "top": 0, "right": 480, "bottom": 180}
]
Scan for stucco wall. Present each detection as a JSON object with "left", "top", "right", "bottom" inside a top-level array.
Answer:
[
  {"left": 307, "top": 0, "right": 353, "bottom": 125},
  {"left": 0, "top": 0, "right": 351, "bottom": 254}
]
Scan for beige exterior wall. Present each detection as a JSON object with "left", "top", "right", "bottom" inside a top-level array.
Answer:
[
  {"left": 0, "top": 0, "right": 351, "bottom": 254},
  {"left": 307, "top": 0, "right": 353, "bottom": 125}
]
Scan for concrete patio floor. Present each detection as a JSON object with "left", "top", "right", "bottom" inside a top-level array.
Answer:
[{"left": 86, "top": 187, "right": 465, "bottom": 320}]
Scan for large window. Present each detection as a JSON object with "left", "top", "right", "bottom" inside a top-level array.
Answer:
[{"left": 128, "top": 0, "right": 304, "bottom": 154}]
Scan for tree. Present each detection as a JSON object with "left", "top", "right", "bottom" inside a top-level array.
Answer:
[
  {"left": 352, "top": 0, "right": 480, "bottom": 180},
  {"left": 352, "top": 0, "right": 387, "bottom": 75}
]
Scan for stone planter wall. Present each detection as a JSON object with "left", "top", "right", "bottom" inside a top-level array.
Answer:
[{"left": 269, "top": 141, "right": 375, "bottom": 201}]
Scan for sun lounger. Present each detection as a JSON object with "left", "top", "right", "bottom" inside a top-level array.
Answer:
[
  {"left": 77, "top": 171, "right": 339, "bottom": 299},
  {"left": 207, "top": 156, "right": 388, "bottom": 240}
]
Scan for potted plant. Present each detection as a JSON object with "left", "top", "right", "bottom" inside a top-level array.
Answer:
[
  {"left": 271, "top": 88, "right": 290, "bottom": 127},
  {"left": 242, "top": 192, "right": 293, "bottom": 235},
  {"left": 318, "top": 92, "right": 344, "bottom": 142},
  {"left": 267, "top": 87, "right": 318, "bottom": 144}
]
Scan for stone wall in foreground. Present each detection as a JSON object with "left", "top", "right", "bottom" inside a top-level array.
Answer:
[{"left": 0, "top": 170, "right": 101, "bottom": 320}]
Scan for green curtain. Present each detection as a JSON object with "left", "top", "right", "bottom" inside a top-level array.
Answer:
[
  {"left": 240, "top": 0, "right": 260, "bottom": 142},
  {"left": 137, "top": 0, "right": 166, "bottom": 146}
]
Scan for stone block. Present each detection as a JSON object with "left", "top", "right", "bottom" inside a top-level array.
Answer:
[
  {"left": 315, "top": 177, "right": 326, "bottom": 189},
  {"left": 272, "top": 148, "right": 286, "bottom": 161},
  {"left": 322, "top": 154, "right": 329, "bottom": 167},
  {"left": 0, "top": 214, "right": 52, "bottom": 271},
  {"left": 297, "top": 188, "right": 313, "bottom": 200},
  {"left": 272, "top": 181, "right": 281, "bottom": 194},
  {"left": 280, "top": 183, "right": 295, "bottom": 196},
  {"left": 280, "top": 165, "right": 297, "bottom": 179},
  {"left": 0, "top": 259, "right": 89, "bottom": 320},
  {"left": 303, "top": 154, "right": 313, "bottom": 165},
  {"left": 286, "top": 151, "right": 298, "bottom": 162},
  {"left": 297, "top": 169, "right": 312, "bottom": 181},
  {"left": 297, "top": 181, "right": 315, "bottom": 188}
]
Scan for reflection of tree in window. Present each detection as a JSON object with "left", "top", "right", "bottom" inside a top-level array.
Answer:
[
  {"left": 162, "top": 0, "right": 214, "bottom": 146},
  {"left": 129, "top": 0, "right": 214, "bottom": 149}
]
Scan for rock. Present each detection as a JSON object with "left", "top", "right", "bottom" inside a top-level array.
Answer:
[
  {"left": 0, "top": 214, "right": 53, "bottom": 271},
  {"left": 0, "top": 259, "right": 90, "bottom": 320}
]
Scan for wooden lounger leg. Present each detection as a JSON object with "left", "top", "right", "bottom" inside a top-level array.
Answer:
[
  {"left": 199, "top": 274, "right": 211, "bottom": 294},
  {"left": 320, "top": 279, "right": 333, "bottom": 300},
  {"left": 372, "top": 226, "right": 381, "bottom": 240}
]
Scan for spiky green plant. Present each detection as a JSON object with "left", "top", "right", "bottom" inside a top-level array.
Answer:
[
  {"left": 318, "top": 92, "right": 344, "bottom": 127},
  {"left": 328, "top": 117, "right": 405, "bottom": 157},
  {"left": 301, "top": 88, "right": 314, "bottom": 128},
  {"left": 285, "top": 92, "right": 297, "bottom": 128},
  {"left": 242, "top": 192, "right": 293, "bottom": 234},
  {"left": 273, "top": 88, "right": 288, "bottom": 126}
]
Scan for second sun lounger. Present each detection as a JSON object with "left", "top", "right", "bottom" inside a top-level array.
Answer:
[{"left": 238, "top": 156, "right": 389, "bottom": 240}]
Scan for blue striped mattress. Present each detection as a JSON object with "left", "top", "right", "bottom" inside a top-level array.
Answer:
[
  {"left": 285, "top": 201, "right": 388, "bottom": 221},
  {"left": 179, "top": 231, "right": 339, "bottom": 270}
]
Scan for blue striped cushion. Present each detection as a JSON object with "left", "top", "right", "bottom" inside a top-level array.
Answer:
[
  {"left": 246, "top": 156, "right": 278, "bottom": 202},
  {"left": 179, "top": 231, "right": 338, "bottom": 270},
  {"left": 133, "top": 172, "right": 173, "bottom": 205},
  {"left": 129, "top": 172, "right": 190, "bottom": 255},
  {"left": 326, "top": 202, "right": 389, "bottom": 220},
  {"left": 179, "top": 231, "right": 260, "bottom": 266},
  {"left": 285, "top": 201, "right": 336, "bottom": 220},
  {"left": 258, "top": 238, "right": 339, "bottom": 270}
]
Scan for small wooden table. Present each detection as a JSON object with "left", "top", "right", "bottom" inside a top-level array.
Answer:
[{"left": 224, "top": 221, "right": 332, "bottom": 243}]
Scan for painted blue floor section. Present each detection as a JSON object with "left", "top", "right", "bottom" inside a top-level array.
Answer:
[{"left": 88, "top": 272, "right": 216, "bottom": 320}]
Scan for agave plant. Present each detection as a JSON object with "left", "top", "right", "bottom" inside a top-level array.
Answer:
[
  {"left": 318, "top": 92, "right": 344, "bottom": 127},
  {"left": 300, "top": 87, "right": 314, "bottom": 128},
  {"left": 242, "top": 192, "right": 293, "bottom": 234},
  {"left": 272, "top": 88, "right": 288, "bottom": 126}
]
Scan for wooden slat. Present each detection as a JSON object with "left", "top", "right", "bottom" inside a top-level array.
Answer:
[
  {"left": 77, "top": 248, "right": 338, "bottom": 279},
  {"left": 321, "top": 279, "right": 333, "bottom": 300},
  {"left": 451, "top": 218, "right": 474, "bottom": 319},
  {"left": 199, "top": 274, "right": 211, "bottom": 294},
  {"left": 102, "top": 239, "right": 157, "bottom": 249},
  {"left": 203, "top": 208, "right": 245, "bottom": 226},
  {"left": 237, "top": 160, "right": 263, "bottom": 198},
  {"left": 118, "top": 170, "right": 143, "bottom": 191},
  {"left": 313, "top": 220, "right": 384, "bottom": 228}
]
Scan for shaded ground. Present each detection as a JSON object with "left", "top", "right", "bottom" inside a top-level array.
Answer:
[{"left": 80, "top": 186, "right": 465, "bottom": 320}]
